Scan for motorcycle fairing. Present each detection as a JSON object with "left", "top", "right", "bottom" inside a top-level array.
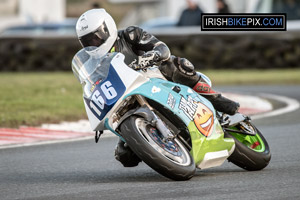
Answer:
[
  {"left": 80, "top": 53, "right": 146, "bottom": 130},
  {"left": 188, "top": 121, "right": 235, "bottom": 168},
  {"left": 75, "top": 51, "right": 235, "bottom": 168},
  {"left": 123, "top": 78, "right": 235, "bottom": 168},
  {"left": 84, "top": 66, "right": 126, "bottom": 121}
]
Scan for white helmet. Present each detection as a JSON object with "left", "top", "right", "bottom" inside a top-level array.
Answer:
[{"left": 76, "top": 9, "right": 117, "bottom": 58}]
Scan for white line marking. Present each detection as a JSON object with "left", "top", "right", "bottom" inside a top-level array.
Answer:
[
  {"left": 0, "top": 131, "right": 115, "bottom": 150},
  {"left": 252, "top": 93, "right": 300, "bottom": 120},
  {"left": 0, "top": 136, "right": 93, "bottom": 150},
  {"left": 0, "top": 94, "right": 299, "bottom": 150}
]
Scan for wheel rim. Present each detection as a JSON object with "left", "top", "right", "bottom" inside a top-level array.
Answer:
[
  {"left": 230, "top": 123, "right": 266, "bottom": 153},
  {"left": 135, "top": 118, "right": 191, "bottom": 166}
]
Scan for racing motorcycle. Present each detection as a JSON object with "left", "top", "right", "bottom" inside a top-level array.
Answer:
[{"left": 72, "top": 48, "right": 271, "bottom": 181}]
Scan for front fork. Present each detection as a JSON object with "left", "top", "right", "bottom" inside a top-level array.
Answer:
[{"left": 134, "top": 95, "right": 175, "bottom": 140}]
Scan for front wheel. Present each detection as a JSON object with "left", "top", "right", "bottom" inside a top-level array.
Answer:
[
  {"left": 225, "top": 122, "right": 271, "bottom": 171},
  {"left": 120, "top": 116, "right": 195, "bottom": 181}
]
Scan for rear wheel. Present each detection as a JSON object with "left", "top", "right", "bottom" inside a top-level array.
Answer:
[
  {"left": 225, "top": 122, "right": 271, "bottom": 171},
  {"left": 120, "top": 116, "right": 195, "bottom": 181}
]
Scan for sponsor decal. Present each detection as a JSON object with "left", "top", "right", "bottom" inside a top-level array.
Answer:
[
  {"left": 193, "top": 82, "right": 216, "bottom": 94},
  {"left": 90, "top": 84, "right": 96, "bottom": 92},
  {"left": 167, "top": 93, "right": 176, "bottom": 109},
  {"left": 80, "top": 25, "right": 88, "bottom": 31},
  {"left": 80, "top": 15, "right": 86, "bottom": 21},
  {"left": 179, "top": 95, "right": 198, "bottom": 121},
  {"left": 90, "top": 79, "right": 101, "bottom": 92},
  {"left": 194, "top": 103, "right": 214, "bottom": 137},
  {"left": 179, "top": 95, "right": 214, "bottom": 137}
]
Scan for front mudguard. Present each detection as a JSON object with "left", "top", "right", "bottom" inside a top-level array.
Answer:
[{"left": 117, "top": 105, "right": 155, "bottom": 131}]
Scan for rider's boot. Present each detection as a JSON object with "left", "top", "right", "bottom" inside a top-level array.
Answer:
[
  {"left": 192, "top": 81, "right": 240, "bottom": 115},
  {"left": 169, "top": 57, "right": 240, "bottom": 115},
  {"left": 114, "top": 138, "right": 142, "bottom": 167}
]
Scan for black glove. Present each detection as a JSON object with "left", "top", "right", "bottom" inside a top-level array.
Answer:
[{"left": 135, "top": 50, "right": 162, "bottom": 70}]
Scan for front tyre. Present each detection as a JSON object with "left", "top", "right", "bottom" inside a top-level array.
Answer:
[
  {"left": 120, "top": 116, "right": 195, "bottom": 181},
  {"left": 225, "top": 122, "right": 271, "bottom": 171}
]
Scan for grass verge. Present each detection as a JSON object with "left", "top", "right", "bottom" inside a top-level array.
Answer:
[
  {"left": 0, "top": 72, "right": 85, "bottom": 128},
  {"left": 0, "top": 69, "right": 300, "bottom": 128},
  {"left": 201, "top": 69, "right": 300, "bottom": 85}
]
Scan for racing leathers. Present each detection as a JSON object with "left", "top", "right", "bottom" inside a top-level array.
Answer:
[{"left": 113, "top": 26, "right": 240, "bottom": 167}]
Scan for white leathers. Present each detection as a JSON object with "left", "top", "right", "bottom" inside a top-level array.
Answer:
[{"left": 76, "top": 9, "right": 118, "bottom": 58}]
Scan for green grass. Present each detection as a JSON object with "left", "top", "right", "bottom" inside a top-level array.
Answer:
[
  {"left": 0, "top": 69, "right": 300, "bottom": 128},
  {"left": 0, "top": 72, "right": 86, "bottom": 128},
  {"left": 201, "top": 69, "right": 300, "bottom": 85}
]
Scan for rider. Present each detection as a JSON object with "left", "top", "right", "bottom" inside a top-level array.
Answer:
[{"left": 75, "top": 9, "right": 240, "bottom": 167}]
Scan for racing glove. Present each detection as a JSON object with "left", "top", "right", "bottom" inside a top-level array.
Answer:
[{"left": 134, "top": 50, "right": 162, "bottom": 70}]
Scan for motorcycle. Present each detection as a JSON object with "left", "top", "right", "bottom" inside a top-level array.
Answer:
[{"left": 72, "top": 48, "right": 271, "bottom": 181}]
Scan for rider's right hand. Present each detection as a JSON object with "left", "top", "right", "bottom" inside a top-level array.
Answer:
[{"left": 136, "top": 50, "right": 162, "bottom": 69}]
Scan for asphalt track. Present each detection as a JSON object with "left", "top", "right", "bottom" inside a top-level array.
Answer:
[{"left": 1, "top": 85, "right": 300, "bottom": 200}]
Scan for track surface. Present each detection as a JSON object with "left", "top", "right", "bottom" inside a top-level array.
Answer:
[{"left": 1, "top": 85, "right": 300, "bottom": 200}]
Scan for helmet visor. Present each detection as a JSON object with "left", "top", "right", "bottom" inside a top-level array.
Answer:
[{"left": 79, "top": 22, "right": 110, "bottom": 48}]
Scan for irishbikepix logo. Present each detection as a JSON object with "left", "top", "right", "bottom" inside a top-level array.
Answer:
[{"left": 201, "top": 13, "right": 286, "bottom": 31}]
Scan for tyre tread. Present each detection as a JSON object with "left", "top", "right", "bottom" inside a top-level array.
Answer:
[{"left": 226, "top": 125, "right": 271, "bottom": 171}]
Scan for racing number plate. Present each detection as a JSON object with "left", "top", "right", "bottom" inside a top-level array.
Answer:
[{"left": 84, "top": 65, "right": 126, "bottom": 120}]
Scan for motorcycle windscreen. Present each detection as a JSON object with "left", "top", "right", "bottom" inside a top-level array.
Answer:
[{"left": 71, "top": 48, "right": 117, "bottom": 97}]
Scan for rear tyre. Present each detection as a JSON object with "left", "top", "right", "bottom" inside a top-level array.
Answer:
[
  {"left": 120, "top": 116, "right": 195, "bottom": 181},
  {"left": 225, "top": 122, "right": 271, "bottom": 171}
]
